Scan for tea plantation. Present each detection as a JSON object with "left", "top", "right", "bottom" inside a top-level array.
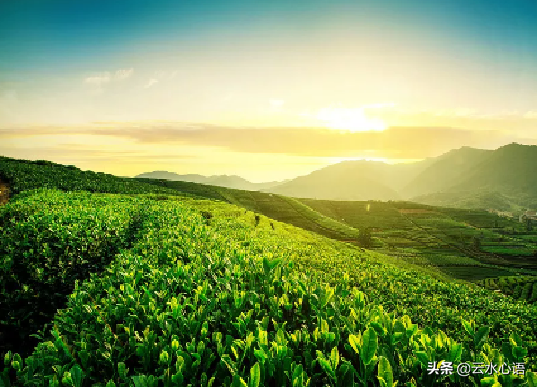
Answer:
[
  {"left": 1, "top": 158, "right": 537, "bottom": 386},
  {"left": 0, "top": 189, "right": 536, "bottom": 386}
]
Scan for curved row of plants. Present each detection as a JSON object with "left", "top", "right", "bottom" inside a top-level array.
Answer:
[
  {"left": 0, "top": 190, "right": 154, "bottom": 357},
  {"left": 478, "top": 276, "right": 537, "bottom": 304},
  {"left": 0, "top": 157, "right": 180, "bottom": 196},
  {"left": 1, "top": 191, "right": 535, "bottom": 386}
]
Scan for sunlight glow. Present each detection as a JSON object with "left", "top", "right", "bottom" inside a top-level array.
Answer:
[{"left": 316, "top": 107, "right": 387, "bottom": 132}]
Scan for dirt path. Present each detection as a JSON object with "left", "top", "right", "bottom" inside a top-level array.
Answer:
[{"left": 0, "top": 178, "right": 9, "bottom": 205}]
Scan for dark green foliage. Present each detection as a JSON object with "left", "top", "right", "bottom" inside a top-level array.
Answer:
[
  {"left": 0, "top": 190, "right": 536, "bottom": 387},
  {"left": 0, "top": 156, "right": 180, "bottom": 196},
  {"left": 357, "top": 228, "right": 372, "bottom": 248},
  {"left": 473, "top": 236, "right": 481, "bottom": 250},
  {"left": 0, "top": 191, "right": 148, "bottom": 357}
]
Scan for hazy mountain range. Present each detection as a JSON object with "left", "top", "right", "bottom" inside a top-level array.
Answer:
[
  {"left": 135, "top": 171, "right": 289, "bottom": 191},
  {"left": 273, "top": 143, "right": 537, "bottom": 210},
  {"left": 138, "top": 143, "right": 537, "bottom": 210}
]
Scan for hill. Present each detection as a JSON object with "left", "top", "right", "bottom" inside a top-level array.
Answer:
[
  {"left": 136, "top": 170, "right": 286, "bottom": 191},
  {"left": 268, "top": 161, "right": 407, "bottom": 201},
  {"left": 1, "top": 156, "right": 536, "bottom": 385},
  {"left": 1, "top": 189, "right": 536, "bottom": 386},
  {"left": 136, "top": 176, "right": 537, "bottom": 285},
  {"left": 445, "top": 143, "right": 537, "bottom": 208},
  {"left": 0, "top": 156, "right": 182, "bottom": 197},
  {"left": 400, "top": 146, "right": 491, "bottom": 199},
  {"left": 267, "top": 144, "right": 537, "bottom": 211}
]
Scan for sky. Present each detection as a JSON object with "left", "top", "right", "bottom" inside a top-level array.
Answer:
[{"left": 0, "top": 0, "right": 536, "bottom": 181}]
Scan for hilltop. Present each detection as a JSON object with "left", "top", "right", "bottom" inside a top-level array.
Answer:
[
  {"left": 267, "top": 144, "right": 537, "bottom": 211},
  {"left": 136, "top": 170, "right": 287, "bottom": 191}
]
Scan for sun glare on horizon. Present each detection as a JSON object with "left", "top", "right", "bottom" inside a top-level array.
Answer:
[{"left": 315, "top": 107, "right": 388, "bottom": 132}]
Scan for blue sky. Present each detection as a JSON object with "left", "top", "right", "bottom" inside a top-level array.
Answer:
[{"left": 1, "top": 0, "right": 536, "bottom": 179}]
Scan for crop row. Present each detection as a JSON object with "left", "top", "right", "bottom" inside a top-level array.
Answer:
[
  {"left": 0, "top": 190, "right": 155, "bottom": 356},
  {"left": 0, "top": 157, "right": 180, "bottom": 196},
  {"left": 478, "top": 276, "right": 537, "bottom": 303},
  {"left": 1, "top": 191, "right": 536, "bottom": 386}
]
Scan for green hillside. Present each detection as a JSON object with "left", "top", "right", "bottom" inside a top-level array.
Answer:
[
  {"left": 400, "top": 147, "right": 491, "bottom": 199},
  {"left": 1, "top": 157, "right": 537, "bottom": 386},
  {"left": 411, "top": 190, "right": 526, "bottom": 212},
  {"left": 298, "top": 198, "right": 537, "bottom": 279},
  {"left": 268, "top": 161, "right": 402, "bottom": 201},
  {"left": 260, "top": 144, "right": 537, "bottom": 211},
  {"left": 1, "top": 189, "right": 536, "bottom": 386},
  {"left": 0, "top": 156, "right": 182, "bottom": 197},
  {"left": 136, "top": 175, "right": 537, "bottom": 285}
]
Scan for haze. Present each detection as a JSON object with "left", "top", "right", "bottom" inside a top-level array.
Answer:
[{"left": 1, "top": 0, "right": 536, "bottom": 182}]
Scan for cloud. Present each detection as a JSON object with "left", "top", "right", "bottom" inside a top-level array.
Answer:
[
  {"left": 114, "top": 68, "right": 134, "bottom": 81},
  {"left": 524, "top": 111, "right": 537, "bottom": 119},
  {"left": 73, "top": 123, "right": 509, "bottom": 159},
  {"left": 142, "top": 71, "right": 178, "bottom": 89},
  {"left": 1, "top": 121, "right": 531, "bottom": 160},
  {"left": 83, "top": 68, "right": 134, "bottom": 87},
  {"left": 144, "top": 78, "right": 159, "bottom": 89},
  {"left": 84, "top": 72, "right": 111, "bottom": 86}
]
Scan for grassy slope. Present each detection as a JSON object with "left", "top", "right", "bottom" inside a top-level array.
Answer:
[
  {"left": 141, "top": 179, "right": 449, "bottom": 280},
  {"left": 1, "top": 190, "right": 536, "bottom": 386},
  {"left": 298, "top": 198, "right": 537, "bottom": 280},
  {"left": 0, "top": 156, "right": 182, "bottom": 197}
]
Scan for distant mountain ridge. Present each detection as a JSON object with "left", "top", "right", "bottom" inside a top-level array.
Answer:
[
  {"left": 136, "top": 171, "right": 287, "bottom": 191},
  {"left": 268, "top": 143, "right": 537, "bottom": 210},
  {"left": 137, "top": 143, "right": 537, "bottom": 210}
]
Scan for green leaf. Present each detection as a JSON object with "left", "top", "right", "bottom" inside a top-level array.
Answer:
[
  {"left": 232, "top": 375, "right": 248, "bottom": 387},
  {"left": 415, "top": 351, "right": 429, "bottom": 366},
  {"left": 249, "top": 362, "right": 261, "bottom": 387},
  {"left": 361, "top": 328, "right": 378, "bottom": 366},
  {"left": 69, "top": 364, "right": 84, "bottom": 387},
  {"left": 263, "top": 257, "right": 270, "bottom": 275},
  {"left": 502, "top": 342, "right": 515, "bottom": 363},
  {"left": 349, "top": 334, "right": 360, "bottom": 354},
  {"left": 526, "top": 371, "right": 537, "bottom": 387},
  {"left": 132, "top": 376, "right": 148, "bottom": 387},
  {"left": 377, "top": 356, "right": 394, "bottom": 387},
  {"left": 474, "top": 326, "right": 490, "bottom": 349},
  {"left": 462, "top": 319, "right": 474, "bottom": 336},
  {"left": 292, "top": 364, "right": 304, "bottom": 386},
  {"left": 447, "top": 343, "right": 462, "bottom": 363},
  {"left": 330, "top": 347, "right": 340, "bottom": 369}
]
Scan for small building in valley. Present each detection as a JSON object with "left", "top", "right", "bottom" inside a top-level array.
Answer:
[{"left": 519, "top": 210, "right": 537, "bottom": 223}]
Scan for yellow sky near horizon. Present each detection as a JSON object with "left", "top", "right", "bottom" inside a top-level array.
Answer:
[{"left": 2, "top": 104, "right": 536, "bottom": 182}]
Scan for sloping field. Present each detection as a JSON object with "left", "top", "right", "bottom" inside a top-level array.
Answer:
[{"left": 1, "top": 189, "right": 536, "bottom": 386}]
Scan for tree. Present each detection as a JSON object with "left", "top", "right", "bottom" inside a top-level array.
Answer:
[
  {"left": 358, "top": 227, "right": 372, "bottom": 249},
  {"left": 473, "top": 236, "right": 481, "bottom": 251}
]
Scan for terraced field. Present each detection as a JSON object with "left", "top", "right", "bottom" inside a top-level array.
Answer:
[
  {"left": 478, "top": 275, "right": 537, "bottom": 303},
  {"left": 1, "top": 157, "right": 537, "bottom": 386},
  {"left": 1, "top": 189, "right": 537, "bottom": 386}
]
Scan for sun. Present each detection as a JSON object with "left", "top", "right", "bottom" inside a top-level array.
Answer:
[{"left": 316, "top": 107, "right": 387, "bottom": 132}]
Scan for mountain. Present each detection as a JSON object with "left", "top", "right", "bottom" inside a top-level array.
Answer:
[
  {"left": 136, "top": 144, "right": 537, "bottom": 209},
  {"left": 400, "top": 146, "right": 492, "bottom": 199},
  {"left": 268, "top": 161, "right": 406, "bottom": 201},
  {"left": 404, "top": 144, "right": 537, "bottom": 210},
  {"left": 268, "top": 143, "right": 537, "bottom": 209},
  {"left": 136, "top": 170, "right": 286, "bottom": 191},
  {"left": 450, "top": 143, "right": 537, "bottom": 196}
]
